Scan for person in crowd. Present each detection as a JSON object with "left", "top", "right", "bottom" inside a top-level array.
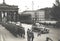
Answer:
[
  {"left": 17, "top": 27, "right": 25, "bottom": 38},
  {"left": 30, "top": 30, "right": 34, "bottom": 41},
  {"left": 17, "top": 27, "right": 22, "bottom": 37},
  {"left": 21, "top": 28, "right": 25, "bottom": 38},
  {"left": 27, "top": 29, "right": 34, "bottom": 41},
  {"left": 46, "top": 37, "right": 53, "bottom": 41},
  {"left": 27, "top": 29, "right": 31, "bottom": 41},
  {"left": 37, "top": 30, "right": 41, "bottom": 36}
]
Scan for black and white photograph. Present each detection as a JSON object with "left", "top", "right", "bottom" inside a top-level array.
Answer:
[{"left": 0, "top": 0, "right": 60, "bottom": 41}]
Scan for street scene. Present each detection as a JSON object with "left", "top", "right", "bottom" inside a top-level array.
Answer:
[
  {"left": 0, "top": 23, "right": 60, "bottom": 41},
  {"left": 0, "top": 0, "right": 60, "bottom": 41}
]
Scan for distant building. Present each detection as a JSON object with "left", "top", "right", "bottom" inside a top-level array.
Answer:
[
  {"left": 19, "top": 14, "right": 32, "bottom": 24},
  {"left": 0, "top": 0, "right": 18, "bottom": 22},
  {"left": 21, "top": 10, "right": 36, "bottom": 21},
  {"left": 36, "top": 9, "right": 45, "bottom": 22},
  {"left": 40, "top": 8, "right": 52, "bottom": 21},
  {"left": 35, "top": 7, "right": 53, "bottom": 22}
]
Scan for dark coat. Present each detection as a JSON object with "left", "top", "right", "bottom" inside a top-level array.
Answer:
[
  {"left": 31, "top": 31, "right": 34, "bottom": 39},
  {"left": 27, "top": 30, "right": 31, "bottom": 38}
]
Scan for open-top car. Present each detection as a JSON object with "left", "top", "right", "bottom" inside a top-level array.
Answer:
[{"left": 32, "top": 23, "right": 49, "bottom": 34}]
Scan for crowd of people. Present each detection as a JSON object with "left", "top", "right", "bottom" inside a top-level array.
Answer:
[
  {"left": 26, "top": 23, "right": 53, "bottom": 41},
  {"left": 27, "top": 28, "right": 53, "bottom": 41},
  {"left": 27, "top": 29, "right": 34, "bottom": 41}
]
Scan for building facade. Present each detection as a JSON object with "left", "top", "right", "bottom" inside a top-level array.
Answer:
[
  {"left": 0, "top": 0, "right": 18, "bottom": 22},
  {"left": 22, "top": 10, "right": 36, "bottom": 21},
  {"left": 36, "top": 9, "right": 45, "bottom": 22},
  {"left": 35, "top": 8, "right": 52, "bottom": 22}
]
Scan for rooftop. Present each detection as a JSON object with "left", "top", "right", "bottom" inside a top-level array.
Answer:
[
  {"left": 38, "top": 7, "right": 52, "bottom": 11},
  {"left": 0, "top": 0, "right": 18, "bottom": 8}
]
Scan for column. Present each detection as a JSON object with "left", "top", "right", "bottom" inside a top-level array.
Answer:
[
  {"left": 14, "top": 12, "right": 16, "bottom": 22},
  {"left": 0, "top": 11, "right": 2, "bottom": 22},
  {"left": 5, "top": 12, "right": 7, "bottom": 17},
  {"left": 5, "top": 12, "right": 7, "bottom": 22},
  {"left": 1, "top": 11, "right": 4, "bottom": 22},
  {"left": 1, "top": 12, "right": 4, "bottom": 19},
  {"left": 1, "top": 11, "right": 7, "bottom": 23}
]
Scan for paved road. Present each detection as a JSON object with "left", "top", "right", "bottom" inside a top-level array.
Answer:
[
  {"left": 0, "top": 24, "right": 60, "bottom": 41},
  {"left": 22, "top": 24, "right": 60, "bottom": 41}
]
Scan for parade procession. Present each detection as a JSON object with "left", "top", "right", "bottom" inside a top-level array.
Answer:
[{"left": 0, "top": 0, "right": 60, "bottom": 41}]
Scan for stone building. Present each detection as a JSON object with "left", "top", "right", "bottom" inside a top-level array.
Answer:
[
  {"left": 35, "top": 7, "right": 53, "bottom": 22},
  {"left": 0, "top": 0, "right": 18, "bottom": 22},
  {"left": 36, "top": 9, "right": 45, "bottom": 22}
]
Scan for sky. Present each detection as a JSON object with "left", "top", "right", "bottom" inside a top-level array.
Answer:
[{"left": 0, "top": 0, "right": 55, "bottom": 12}]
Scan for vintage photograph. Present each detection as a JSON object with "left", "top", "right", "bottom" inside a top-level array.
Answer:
[{"left": 0, "top": 0, "right": 60, "bottom": 41}]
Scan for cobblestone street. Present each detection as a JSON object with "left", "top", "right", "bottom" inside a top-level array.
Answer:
[{"left": 0, "top": 24, "right": 60, "bottom": 41}]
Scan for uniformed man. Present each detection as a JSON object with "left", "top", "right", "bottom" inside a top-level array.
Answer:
[{"left": 27, "top": 29, "right": 31, "bottom": 41}]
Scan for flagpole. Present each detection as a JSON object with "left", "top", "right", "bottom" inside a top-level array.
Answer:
[{"left": 32, "top": 1, "right": 34, "bottom": 10}]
